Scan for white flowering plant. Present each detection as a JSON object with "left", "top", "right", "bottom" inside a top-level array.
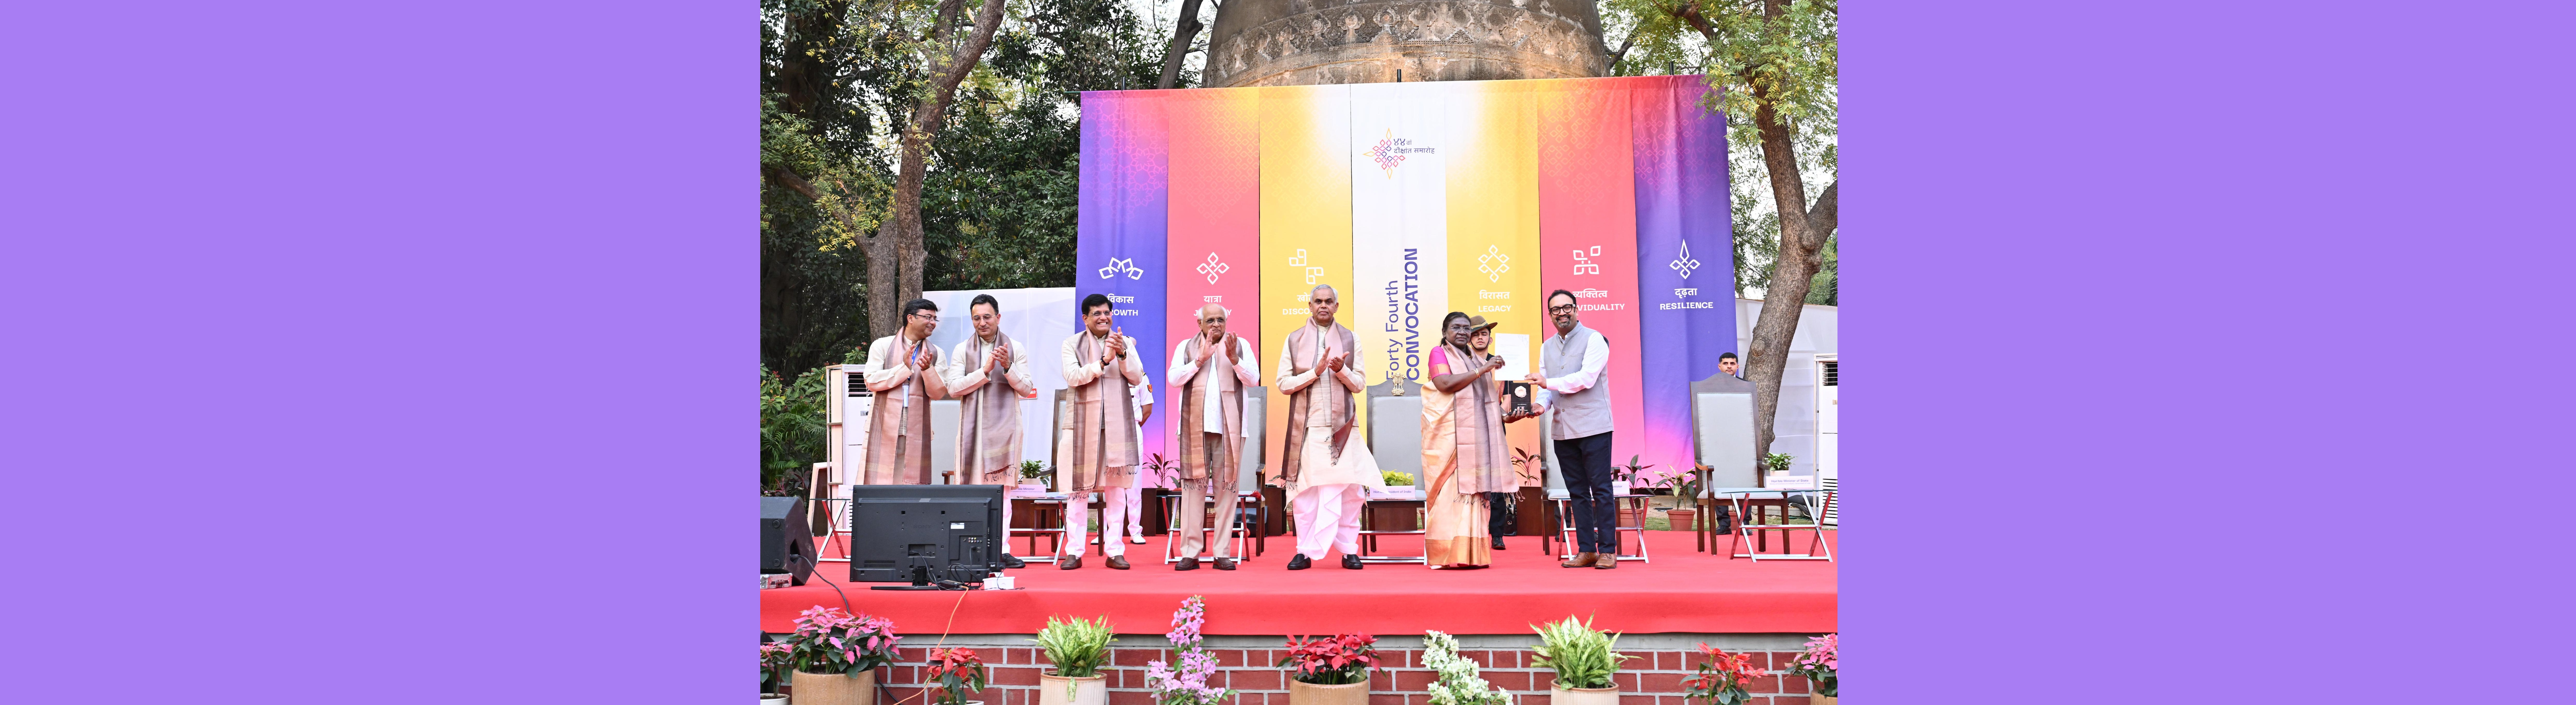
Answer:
[
  {"left": 1423, "top": 631, "right": 1511, "bottom": 705},
  {"left": 1145, "top": 596, "right": 1236, "bottom": 705}
]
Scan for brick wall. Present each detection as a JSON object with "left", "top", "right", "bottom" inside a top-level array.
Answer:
[{"left": 789, "top": 636, "right": 1821, "bottom": 705}]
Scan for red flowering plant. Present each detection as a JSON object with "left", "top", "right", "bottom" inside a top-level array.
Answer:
[
  {"left": 783, "top": 606, "right": 902, "bottom": 678},
  {"left": 1678, "top": 644, "right": 1769, "bottom": 705},
  {"left": 1277, "top": 634, "right": 1380, "bottom": 685},
  {"left": 927, "top": 648, "right": 990, "bottom": 705}
]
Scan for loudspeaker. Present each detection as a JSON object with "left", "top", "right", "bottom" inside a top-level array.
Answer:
[{"left": 760, "top": 496, "right": 815, "bottom": 586}]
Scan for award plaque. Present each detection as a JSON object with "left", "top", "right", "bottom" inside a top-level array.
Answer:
[{"left": 1505, "top": 381, "right": 1534, "bottom": 416}]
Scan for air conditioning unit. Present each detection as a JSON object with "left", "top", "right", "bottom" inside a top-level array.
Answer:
[
  {"left": 824, "top": 365, "right": 873, "bottom": 490},
  {"left": 1813, "top": 353, "right": 1837, "bottom": 526}
]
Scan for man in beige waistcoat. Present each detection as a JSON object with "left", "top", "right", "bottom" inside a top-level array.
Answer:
[
  {"left": 857, "top": 298, "right": 949, "bottom": 485},
  {"left": 1166, "top": 303, "right": 1258, "bottom": 571}
]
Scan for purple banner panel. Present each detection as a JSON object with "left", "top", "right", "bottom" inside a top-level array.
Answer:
[
  {"left": 1076, "top": 90, "right": 1171, "bottom": 461},
  {"left": 1631, "top": 76, "right": 1736, "bottom": 481}
]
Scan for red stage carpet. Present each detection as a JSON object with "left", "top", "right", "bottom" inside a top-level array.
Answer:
[{"left": 761, "top": 531, "right": 1834, "bottom": 635}]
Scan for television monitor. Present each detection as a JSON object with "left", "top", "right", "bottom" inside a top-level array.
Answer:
[{"left": 847, "top": 484, "right": 1004, "bottom": 586}]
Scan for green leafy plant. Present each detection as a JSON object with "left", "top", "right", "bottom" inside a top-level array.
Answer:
[
  {"left": 1381, "top": 471, "right": 1416, "bottom": 487},
  {"left": 1529, "top": 615, "right": 1634, "bottom": 690},
  {"left": 1762, "top": 453, "right": 1793, "bottom": 475},
  {"left": 1031, "top": 615, "right": 1116, "bottom": 678},
  {"left": 761, "top": 366, "right": 831, "bottom": 496},
  {"left": 1423, "top": 631, "right": 1511, "bottom": 705},
  {"left": 1611, "top": 455, "right": 1658, "bottom": 488},
  {"left": 1141, "top": 453, "right": 1180, "bottom": 487},
  {"left": 1019, "top": 460, "right": 1050, "bottom": 483}
]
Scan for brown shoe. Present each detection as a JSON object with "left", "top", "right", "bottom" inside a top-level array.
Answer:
[
  {"left": 1561, "top": 552, "right": 1599, "bottom": 568},
  {"left": 1212, "top": 557, "right": 1236, "bottom": 571},
  {"left": 1175, "top": 557, "right": 1200, "bottom": 571},
  {"left": 1059, "top": 555, "right": 1082, "bottom": 570},
  {"left": 1594, "top": 555, "right": 1619, "bottom": 569},
  {"left": 1106, "top": 555, "right": 1131, "bottom": 570}
]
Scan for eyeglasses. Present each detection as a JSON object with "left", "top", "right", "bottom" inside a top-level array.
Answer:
[
  {"left": 910, "top": 313, "right": 940, "bottom": 323},
  {"left": 1549, "top": 304, "right": 1578, "bottom": 314}
]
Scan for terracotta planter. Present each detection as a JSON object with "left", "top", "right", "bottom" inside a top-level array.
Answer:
[
  {"left": 1038, "top": 672, "right": 1106, "bottom": 705},
  {"left": 1287, "top": 679, "right": 1369, "bottom": 705},
  {"left": 1809, "top": 695, "right": 1835, "bottom": 705},
  {"left": 1665, "top": 508, "right": 1697, "bottom": 531},
  {"left": 790, "top": 668, "right": 873, "bottom": 705},
  {"left": 1550, "top": 684, "right": 1619, "bottom": 705}
]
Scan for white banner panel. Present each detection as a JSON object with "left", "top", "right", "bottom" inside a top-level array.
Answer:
[{"left": 1350, "top": 82, "right": 1450, "bottom": 386}]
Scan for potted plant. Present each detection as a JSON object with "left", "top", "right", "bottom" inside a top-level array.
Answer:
[
  {"left": 1609, "top": 456, "right": 1656, "bottom": 525},
  {"left": 1031, "top": 615, "right": 1115, "bottom": 705},
  {"left": 1761, "top": 453, "right": 1793, "bottom": 483},
  {"left": 1277, "top": 633, "right": 1379, "bottom": 705},
  {"left": 928, "top": 648, "right": 990, "bottom": 705},
  {"left": 1508, "top": 447, "right": 1550, "bottom": 536},
  {"left": 1529, "top": 616, "right": 1634, "bottom": 705},
  {"left": 762, "top": 641, "right": 794, "bottom": 705},
  {"left": 1678, "top": 643, "right": 1768, "bottom": 705},
  {"left": 1018, "top": 460, "right": 1051, "bottom": 490},
  {"left": 1779, "top": 634, "right": 1836, "bottom": 704},
  {"left": 1422, "top": 631, "right": 1511, "bottom": 705},
  {"left": 1146, "top": 596, "right": 1236, "bottom": 705},
  {"left": 1377, "top": 471, "right": 1418, "bottom": 499},
  {"left": 782, "top": 606, "right": 901, "bottom": 705},
  {"left": 1659, "top": 467, "right": 1704, "bottom": 531}
]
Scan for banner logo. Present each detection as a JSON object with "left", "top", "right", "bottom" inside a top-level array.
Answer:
[
  {"left": 1477, "top": 244, "right": 1511, "bottom": 282},
  {"left": 1098, "top": 257, "right": 1142, "bottom": 280},
  {"left": 1361, "top": 129, "right": 1436, "bottom": 178},
  {"left": 1669, "top": 242, "right": 1701, "bottom": 279},
  {"left": 1570, "top": 245, "right": 1602, "bottom": 275},
  {"left": 1288, "top": 249, "right": 1324, "bottom": 285},
  {"left": 1196, "top": 252, "right": 1230, "bottom": 284}
]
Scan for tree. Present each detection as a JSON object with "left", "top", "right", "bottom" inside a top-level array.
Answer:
[
  {"left": 1607, "top": 0, "right": 1836, "bottom": 470},
  {"left": 861, "top": 0, "right": 1012, "bottom": 336},
  {"left": 1156, "top": 0, "right": 1209, "bottom": 89}
]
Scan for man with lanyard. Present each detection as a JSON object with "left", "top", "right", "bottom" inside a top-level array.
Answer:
[
  {"left": 1056, "top": 294, "right": 1149, "bottom": 570},
  {"left": 1270, "top": 284, "right": 1382, "bottom": 570},
  {"left": 945, "top": 293, "right": 1033, "bottom": 569},
  {"left": 857, "top": 298, "right": 949, "bottom": 485},
  {"left": 1166, "top": 303, "right": 1258, "bottom": 571},
  {"left": 1513, "top": 289, "right": 1619, "bottom": 569}
]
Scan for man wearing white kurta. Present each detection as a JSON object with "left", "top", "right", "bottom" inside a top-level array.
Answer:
[
  {"left": 857, "top": 299, "right": 949, "bottom": 485},
  {"left": 1057, "top": 293, "right": 1149, "bottom": 570},
  {"left": 1167, "top": 303, "right": 1258, "bottom": 571},
  {"left": 945, "top": 293, "right": 1034, "bottom": 569},
  {"left": 1271, "top": 284, "right": 1383, "bottom": 570},
  {"left": 1113, "top": 378, "right": 1154, "bottom": 548}
]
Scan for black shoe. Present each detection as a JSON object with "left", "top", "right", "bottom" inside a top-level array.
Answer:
[
  {"left": 1491, "top": 537, "right": 1507, "bottom": 550},
  {"left": 1060, "top": 555, "right": 1082, "bottom": 570},
  {"left": 1175, "top": 557, "right": 1200, "bottom": 571},
  {"left": 1341, "top": 554, "right": 1364, "bottom": 570},
  {"left": 1213, "top": 557, "right": 1236, "bottom": 571},
  {"left": 1287, "top": 553, "right": 1312, "bottom": 570},
  {"left": 999, "top": 554, "right": 1026, "bottom": 569}
]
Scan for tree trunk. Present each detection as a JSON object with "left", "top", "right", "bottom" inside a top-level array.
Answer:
[
  {"left": 1157, "top": 0, "right": 1207, "bottom": 90},
  {"left": 1734, "top": 0, "right": 1841, "bottom": 478},
  {"left": 863, "top": 0, "right": 1013, "bottom": 337}
]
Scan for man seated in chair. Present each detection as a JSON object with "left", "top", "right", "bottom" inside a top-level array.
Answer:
[{"left": 1165, "top": 303, "right": 1258, "bottom": 571}]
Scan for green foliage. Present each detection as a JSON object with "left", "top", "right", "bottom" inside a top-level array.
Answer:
[
  {"left": 1529, "top": 616, "right": 1635, "bottom": 689},
  {"left": 762, "top": 365, "right": 832, "bottom": 495},
  {"left": 1761, "top": 452, "right": 1793, "bottom": 474},
  {"left": 1031, "top": 615, "right": 1117, "bottom": 678},
  {"left": 1019, "top": 459, "right": 1050, "bottom": 482},
  {"left": 1381, "top": 471, "right": 1416, "bottom": 487}
]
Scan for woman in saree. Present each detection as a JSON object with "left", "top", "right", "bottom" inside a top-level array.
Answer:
[{"left": 1421, "top": 312, "right": 1512, "bottom": 568}]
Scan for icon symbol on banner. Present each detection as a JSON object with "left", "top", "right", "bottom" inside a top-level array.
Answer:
[
  {"left": 1098, "top": 257, "right": 1142, "bottom": 280},
  {"left": 1287, "top": 249, "right": 1323, "bottom": 285},
  {"left": 1670, "top": 242, "right": 1701, "bottom": 279},
  {"left": 1477, "top": 245, "right": 1511, "bottom": 282},
  {"left": 1197, "top": 252, "right": 1229, "bottom": 284},
  {"left": 1570, "top": 246, "right": 1602, "bottom": 275}
]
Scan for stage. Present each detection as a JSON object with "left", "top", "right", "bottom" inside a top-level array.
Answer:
[{"left": 760, "top": 530, "right": 1834, "bottom": 636}]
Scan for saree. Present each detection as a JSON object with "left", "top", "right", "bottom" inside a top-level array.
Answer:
[{"left": 1421, "top": 345, "right": 1509, "bottom": 567}]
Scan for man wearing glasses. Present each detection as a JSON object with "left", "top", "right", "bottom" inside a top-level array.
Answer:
[
  {"left": 1056, "top": 294, "right": 1150, "bottom": 570},
  {"left": 857, "top": 298, "right": 950, "bottom": 485},
  {"left": 945, "top": 293, "right": 1033, "bottom": 569},
  {"left": 1512, "top": 290, "right": 1620, "bottom": 569}
]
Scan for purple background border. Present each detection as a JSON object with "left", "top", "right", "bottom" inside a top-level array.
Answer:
[{"left": 6, "top": 0, "right": 2573, "bottom": 703}]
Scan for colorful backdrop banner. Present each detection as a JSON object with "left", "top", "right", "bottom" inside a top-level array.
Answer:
[{"left": 1078, "top": 76, "right": 1729, "bottom": 484}]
